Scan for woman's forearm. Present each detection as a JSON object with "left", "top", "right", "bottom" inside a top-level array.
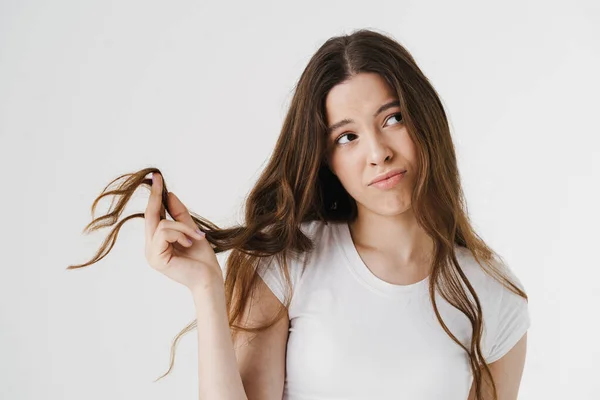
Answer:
[{"left": 191, "top": 281, "right": 248, "bottom": 400}]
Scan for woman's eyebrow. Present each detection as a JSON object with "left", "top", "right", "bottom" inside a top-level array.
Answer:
[{"left": 327, "top": 100, "right": 401, "bottom": 134}]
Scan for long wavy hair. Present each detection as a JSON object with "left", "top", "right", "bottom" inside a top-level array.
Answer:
[{"left": 68, "top": 28, "right": 527, "bottom": 400}]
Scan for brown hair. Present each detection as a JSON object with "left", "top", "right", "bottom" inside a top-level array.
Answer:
[{"left": 68, "top": 28, "right": 527, "bottom": 400}]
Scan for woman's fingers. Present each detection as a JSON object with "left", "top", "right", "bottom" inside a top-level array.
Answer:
[
  {"left": 167, "top": 192, "right": 203, "bottom": 234},
  {"left": 141, "top": 172, "right": 222, "bottom": 289},
  {"left": 147, "top": 219, "right": 205, "bottom": 266},
  {"left": 145, "top": 172, "right": 163, "bottom": 244},
  {"left": 151, "top": 228, "right": 193, "bottom": 268},
  {"left": 144, "top": 173, "right": 202, "bottom": 239},
  {"left": 157, "top": 228, "right": 193, "bottom": 250},
  {"left": 157, "top": 219, "right": 206, "bottom": 242}
]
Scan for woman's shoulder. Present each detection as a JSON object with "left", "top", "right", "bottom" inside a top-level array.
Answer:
[{"left": 454, "top": 245, "right": 527, "bottom": 295}]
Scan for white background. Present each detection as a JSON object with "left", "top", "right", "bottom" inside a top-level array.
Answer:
[{"left": 1, "top": 0, "right": 599, "bottom": 399}]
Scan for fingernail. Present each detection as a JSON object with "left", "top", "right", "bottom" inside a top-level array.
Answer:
[{"left": 195, "top": 228, "right": 205, "bottom": 237}]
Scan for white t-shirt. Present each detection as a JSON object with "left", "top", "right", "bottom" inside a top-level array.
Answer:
[{"left": 219, "top": 220, "right": 531, "bottom": 400}]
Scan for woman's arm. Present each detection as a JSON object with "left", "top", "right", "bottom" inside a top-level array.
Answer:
[{"left": 192, "top": 279, "right": 248, "bottom": 400}]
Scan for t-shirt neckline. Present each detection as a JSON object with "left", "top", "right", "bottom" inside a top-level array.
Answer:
[{"left": 333, "top": 221, "right": 431, "bottom": 296}]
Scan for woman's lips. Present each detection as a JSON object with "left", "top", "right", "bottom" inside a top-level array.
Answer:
[{"left": 370, "top": 171, "right": 406, "bottom": 189}]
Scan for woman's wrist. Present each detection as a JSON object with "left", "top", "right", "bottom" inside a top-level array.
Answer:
[{"left": 189, "top": 273, "right": 225, "bottom": 301}]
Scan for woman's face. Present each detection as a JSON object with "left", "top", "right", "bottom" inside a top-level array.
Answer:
[{"left": 324, "top": 72, "right": 418, "bottom": 217}]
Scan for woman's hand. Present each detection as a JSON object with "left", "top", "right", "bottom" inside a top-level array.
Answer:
[{"left": 144, "top": 172, "right": 223, "bottom": 293}]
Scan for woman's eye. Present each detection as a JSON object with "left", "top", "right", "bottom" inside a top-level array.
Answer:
[
  {"left": 335, "top": 133, "right": 356, "bottom": 145},
  {"left": 334, "top": 113, "right": 403, "bottom": 145},
  {"left": 385, "top": 112, "right": 403, "bottom": 126}
]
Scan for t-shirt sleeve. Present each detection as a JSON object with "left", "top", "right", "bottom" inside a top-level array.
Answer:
[
  {"left": 255, "top": 221, "right": 318, "bottom": 305},
  {"left": 485, "top": 268, "right": 531, "bottom": 364},
  {"left": 215, "top": 249, "right": 300, "bottom": 305},
  {"left": 217, "top": 221, "right": 317, "bottom": 305},
  {"left": 255, "top": 255, "right": 303, "bottom": 305}
]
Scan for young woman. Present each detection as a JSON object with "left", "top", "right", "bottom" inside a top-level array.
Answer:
[{"left": 69, "top": 28, "right": 530, "bottom": 400}]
